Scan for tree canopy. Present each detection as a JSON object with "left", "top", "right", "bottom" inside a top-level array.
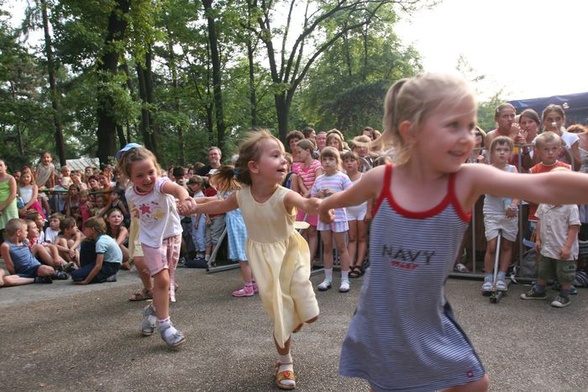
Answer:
[{"left": 0, "top": 0, "right": 501, "bottom": 171}]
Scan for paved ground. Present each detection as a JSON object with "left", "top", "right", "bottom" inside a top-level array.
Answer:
[{"left": 1, "top": 262, "right": 587, "bottom": 391}]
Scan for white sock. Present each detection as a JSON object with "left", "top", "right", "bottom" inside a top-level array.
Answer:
[
  {"left": 341, "top": 269, "right": 349, "bottom": 281},
  {"left": 278, "top": 353, "right": 293, "bottom": 372},
  {"left": 324, "top": 268, "right": 333, "bottom": 282},
  {"left": 158, "top": 318, "right": 177, "bottom": 337}
]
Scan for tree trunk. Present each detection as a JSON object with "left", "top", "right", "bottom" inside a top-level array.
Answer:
[
  {"left": 96, "top": 0, "right": 130, "bottom": 166},
  {"left": 202, "top": 0, "right": 226, "bottom": 151},
  {"left": 136, "top": 47, "right": 156, "bottom": 152},
  {"left": 275, "top": 93, "right": 289, "bottom": 141},
  {"left": 41, "top": 0, "right": 66, "bottom": 166}
]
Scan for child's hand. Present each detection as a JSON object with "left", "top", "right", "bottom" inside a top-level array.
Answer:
[
  {"left": 534, "top": 240, "right": 541, "bottom": 253},
  {"left": 178, "top": 197, "right": 196, "bottom": 215},
  {"left": 318, "top": 201, "right": 334, "bottom": 223},
  {"left": 559, "top": 246, "right": 571, "bottom": 260}
]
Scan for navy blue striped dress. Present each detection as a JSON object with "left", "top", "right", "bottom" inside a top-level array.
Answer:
[{"left": 340, "top": 163, "right": 485, "bottom": 391}]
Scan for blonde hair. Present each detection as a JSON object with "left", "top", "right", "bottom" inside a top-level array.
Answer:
[
  {"left": 4, "top": 218, "right": 26, "bottom": 237},
  {"left": 234, "top": 129, "right": 285, "bottom": 186},
  {"left": 379, "top": 73, "right": 476, "bottom": 165},
  {"left": 116, "top": 146, "right": 163, "bottom": 181},
  {"left": 535, "top": 131, "right": 562, "bottom": 148},
  {"left": 210, "top": 165, "right": 241, "bottom": 193}
]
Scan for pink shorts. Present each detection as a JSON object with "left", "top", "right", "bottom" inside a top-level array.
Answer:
[
  {"left": 141, "top": 234, "right": 181, "bottom": 277},
  {"left": 296, "top": 210, "right": 319, "bottom": 226}
]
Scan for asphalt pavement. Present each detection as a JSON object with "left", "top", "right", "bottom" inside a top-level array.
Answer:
[{"left": 1, "top": 261, "right": 587, "bottom": 391}]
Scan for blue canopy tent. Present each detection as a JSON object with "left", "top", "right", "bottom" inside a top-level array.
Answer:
[{"left": 508, "top": 92, "right": 588, "bottom": 125}]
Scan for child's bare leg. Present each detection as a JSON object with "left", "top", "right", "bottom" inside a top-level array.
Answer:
[
  {"left": 442, "top": 374, "right": 489, "bottom": 392},
  {"left": 135, "top": 256, "right": 152, "bottom": 291},
  {"left": 2, "top": 275, "right": 35, "bottom": 287},
  {"left": 321, "top": 231, "right": 334, "bottom": 269},
  {"left": 307, "top": 225, "right": 319, "bottom": 265},
  {"left": 152, "top": 269, "right": 170, "bottom": 320},
  {"left": 347, "top": 220, "right": 358, "bottom": 266},
  {"left": 0, "top": 269, "right": 5, "bottom": 286},
  {"left": 499, "top": 239, "right": 513, "bottom": 273},
  {"left": 129, "top": 256, "right": 153, "bottom": 301},
  {"left": 33, "top": 244, "right": 57, "bottom": 267},
  {"left": 356, "top": 219, "right": 368, "bottom": 267},
  {"left": 334, "top": 232, "right": 351, "bottom": 272},
  {"left": 483, "top": 237, "right": 497, "bottom": 275}
]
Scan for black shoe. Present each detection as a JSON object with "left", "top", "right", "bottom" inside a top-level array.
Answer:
[
  {"left": 106, "top": 274, "right": 117, "bottom": 283},
  {"left": 62, "top": 262, "right": 76, "bottom": 274},
  {"left": 34, "top": 276, "right": 53, "bottom": 284},
  {"left": 52, "top": 271, "right": 69, "bottom": 280}
]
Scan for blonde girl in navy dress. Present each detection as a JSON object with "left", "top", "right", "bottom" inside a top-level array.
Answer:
[{"left": 318, "top": 72, "right": 588, "bottom": 392}]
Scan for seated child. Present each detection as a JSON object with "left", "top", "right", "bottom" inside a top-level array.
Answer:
[
  {"left": 25, "top": 219, "right": 72, "bottom": 278},
  {"left": 0, "top": 218, "right": 56, "bottom": 286},
  {"left": 44, "top": 212, "right": 64, "bottom": 244},
  {"left": 55, "top": 216, "right": 83, "bottom": 265},
  {"left": 71, "top": 217, "right": 123, "bottom": 284}
]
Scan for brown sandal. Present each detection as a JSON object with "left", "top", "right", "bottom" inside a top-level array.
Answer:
[
  {"left": 129, "top": 288, "right": 153, "bottom": 301},
  {"left": 274, "top": 362, "right": 296, "bottom": 390}
]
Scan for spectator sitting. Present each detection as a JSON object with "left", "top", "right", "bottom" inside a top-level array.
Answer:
[
  {"left": 25, "top": 219, "right": 71, "bottom": 277},
  {"left": 71, "top": 216, "right": 122, "bottom": 284},
  {"left": 55, "top": 217, "right": 83, "bottom": 265},
  {"left": 0, "top": 218, "right": 56, "bottom": 286},
  {"left": 45, "top": 212, "right": 64, "bottom": 244}
]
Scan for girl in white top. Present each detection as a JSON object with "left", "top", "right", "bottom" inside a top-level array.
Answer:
[
  {"left": 117, "top": 144, "right": 195, "bottom": 349},
  {"left": 17, "top": 167, "right": 45, "bottom": 219},
  {"left": 341, "top": 150, "right": 369, "bottom": 278}
]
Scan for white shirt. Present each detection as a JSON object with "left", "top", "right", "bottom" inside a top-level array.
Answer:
[{"left": 125, "top": 177, "right": 181, "bottom": 248}]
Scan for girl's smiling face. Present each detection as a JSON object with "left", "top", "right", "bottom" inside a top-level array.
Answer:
[
  {"left": 130, "top": 159, "right": 158, "bottom": 193},
  {"left": 254, "top": 139, "right": 288, "bottom": 184},
  {"left": 413, "top": 99, "right": 477, "bottom": 174}
]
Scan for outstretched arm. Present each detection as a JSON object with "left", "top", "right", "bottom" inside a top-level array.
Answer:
[
  {"left": 284, "top": 191, "right": 321, "bottom": 216},
  {"left": 459, "top": 164, "right": 588, "bottom": 211},
  {"left": 318, "top": 166, "right": 383, "bottom": 222},
  {"left": 183, "top": 192, "right": 238, "bottom": 216}
]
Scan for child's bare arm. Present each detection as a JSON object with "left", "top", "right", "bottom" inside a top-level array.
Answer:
[
  {"left": 561, "top": 224, "right": 580, "bottom": 260},
  {"left": 284, "top": 190, "right": 320, "bottom": 216},
  {"left": 0, "top": 243, "right": 15, "bottom": 275},
  {"left": 76, "top": 254, "right": 103, "bottom": 285},
  {"left": 186, "top": 193, "right": 238, "bottom": 216}
]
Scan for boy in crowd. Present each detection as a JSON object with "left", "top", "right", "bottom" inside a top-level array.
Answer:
[
  {"left": 0, "top": 218, "right": 56, "bottom": 286},
  {"left": 521, "top": 168, "right": 580, "bottom": 308}
]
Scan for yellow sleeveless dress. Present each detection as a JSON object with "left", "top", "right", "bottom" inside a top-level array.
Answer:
[{"left": 237, "top": 185, "right": 319, "bottom": 348}]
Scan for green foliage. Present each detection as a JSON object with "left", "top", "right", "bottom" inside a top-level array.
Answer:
[{"left": 296, "top": 21, "right": 422, "bottom": 137}]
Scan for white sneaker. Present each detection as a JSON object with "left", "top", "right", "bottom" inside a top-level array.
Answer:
[
  {"left": 317, "top": 280, "right": 332, "bottom": 291},
  {"left": 339, "top": 280, "right": 350, "bottom": 293},
  {"left": 141, "top": 304, "right": 156, "bottom": 336}
]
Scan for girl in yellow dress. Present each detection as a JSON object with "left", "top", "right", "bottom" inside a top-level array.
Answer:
[{"left": 182, "top": 130, "right": 320, "bottom": 390}]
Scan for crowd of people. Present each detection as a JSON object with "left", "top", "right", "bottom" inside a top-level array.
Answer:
[{"left": 1, "top": 73, "right": 588, "bottom": 391}]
